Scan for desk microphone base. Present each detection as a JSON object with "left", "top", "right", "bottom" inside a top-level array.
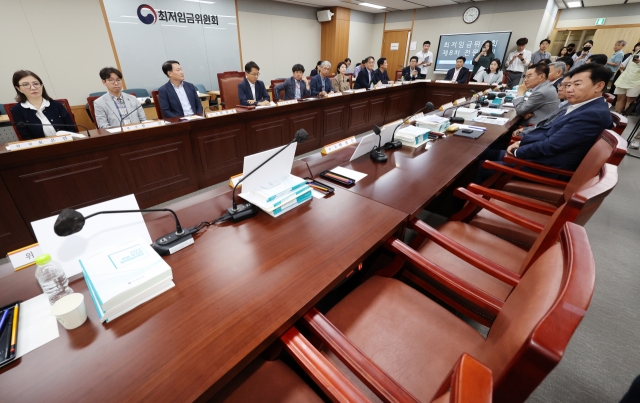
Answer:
[
  {"left": 370, "top": 148, "right": 388, "bottom": 163},
  {"left": 226, "top": 203, "right": 259, "bottom": 223},
  {"left": 153, "top": 232, "right": 195, "bottom": 256},
  {"left": 384, "top": 140, "right": 402, "bottom": 150}
]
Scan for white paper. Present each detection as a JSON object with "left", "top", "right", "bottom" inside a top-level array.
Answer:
[
  {"left": 106, "top": 127, "right": 121, "bottom": 133},
  {"left": 330, "top": 166, "right": 367, "bottom": 182},
  {"left": 16, "top": 294, "right": 60, "bottom": 358},
  {"left": 311, "top": 189, "right": 326, "bottom": 199},
  {"left": 390, "top": 43, "right": 399, "bottom": 51},
  {"left": 255, "top": 101, "right": 277, "bottom": 109},
  {"left": 503, "top": 102, "right": 514, "bottom": 107},
  {"left": 479, "top": 108, "right": 508, "bottom": 114},
  {"left": 350, "top": 134, "right": 378, "bottom": 161},
  {"left": 239, "top": 143, "right": 297, "bottom": 196},
  {"left": 471, "top": 116, "right": 509, "bottom": 125},
  {"left": 31, "top": 194, "right": 153, "bottom": 278},
  {"left": 410, "top": 41, "right": 417, "bottom": 51}
]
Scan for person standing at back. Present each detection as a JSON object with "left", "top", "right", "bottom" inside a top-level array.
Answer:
[
  {"left": 415, "top": 41, "right": 432, "bottom": 79},
  {"left": 157, "top": 60, "right": 202, "bottom": 118},
  {"left": 606, "top": 40, "right": 626, "bottom": 74},
  {"left": 505, "top": 38, "right": 531, "bottom": 88},
  {"left": 571, "top": 40, "right": 593, "bottom": 70},
  {"left": 530, "top": 39, "right": 551, "bottom": 65},
  {"left": 310, "top": 61, "right": 322, "bottom": 77}
]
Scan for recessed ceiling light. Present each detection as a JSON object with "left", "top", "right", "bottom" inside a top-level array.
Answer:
[
  {"left": 360, "top": 2, "right": 386, "bottom": 9},
  {"left": 566, "top": 1, "right": 582, "bottom": 7}
]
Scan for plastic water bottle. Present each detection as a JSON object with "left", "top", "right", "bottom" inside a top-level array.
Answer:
[{"left": 35, "top": 254, "right": 73, "bottom": 305}]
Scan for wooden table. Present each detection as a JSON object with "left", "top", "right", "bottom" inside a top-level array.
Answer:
[
  {"left": 0, "top": 115, "right": 9, "bottom": 123},
  {"left": 0, "top": 187, "right": 407, "bottom": 402}
]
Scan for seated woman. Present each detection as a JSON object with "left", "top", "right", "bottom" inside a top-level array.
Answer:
[
  {"left": 475, "top": 59, "right": 503, "bottom": 85},
  {"left": 10, "top": 70, "right": 76, "bottom": 140},
  {"left": 332, "top": 62, "right": 351, "bottom": 92}
]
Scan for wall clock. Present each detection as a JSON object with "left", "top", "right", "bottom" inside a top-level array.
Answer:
[{"left": 463, "top": 6, "right": 480, "bottom": 24}]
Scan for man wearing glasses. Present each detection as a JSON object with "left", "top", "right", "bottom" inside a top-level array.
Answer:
[
  {"left": 94, "top": 67, "right": 147, "bottom": 128},
  {"left": 238, "top": 61, "right": 271, "bottom": 106}
]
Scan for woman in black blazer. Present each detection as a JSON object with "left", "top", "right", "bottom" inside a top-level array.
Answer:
[{"left": 10, "top": 70, "right": 76, "bottom": 140}]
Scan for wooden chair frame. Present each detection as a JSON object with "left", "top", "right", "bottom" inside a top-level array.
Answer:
[{"left": 151, "top": 90, "right": 163, "bottom": 119}]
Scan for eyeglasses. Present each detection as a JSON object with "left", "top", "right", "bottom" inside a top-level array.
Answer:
[
  {"left": 18, "top": 82, "right": 41, "bottom": 89},
  {"left": 249, "top": 72, "right": 260, "bottom": 77},
  {"left": 107, "top": 79, "right": 122, "bottom": 84}
]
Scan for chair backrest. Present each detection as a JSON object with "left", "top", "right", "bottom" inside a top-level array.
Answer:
[
  {"left": 603, "top": 93, "right": 615, "bottom": 104},
  {"left": 270, "top": 79, "right": 285, "bottom": 101},
  {"left": 502, "top": 72, "right": 509, "bottom": 85},
  {"left": 194, "top": 84, "right": 207, "bottom": 94},
  {"left": 3, "top": 98, "right": 76, "bottom": 129},
  {"left": 395, "top": 70, "right": 403, "bottom": 81},
  {"left": 124, "top": 88, "right": 149, "bottom": 98},
  {"left": 345, "top": 73, "right": 354, "bottom": 89},
  {"left": 217, "top": 71, "right": 245, "bottom": 109},
  {"left": 151, "top": 90, "right": 163, "bottom": 119},
  {"left": 610, "top": 111, "right": 627, "bottom": 135},
  {"left": 89, "top": 91, "right": 107, "bottom": 97},
  {"left": 0, "top": 104, "right": 5, "bottom": 115},
  {"left": 87, "top": 96, "right": 100, "bottom": 126},
  {"left": 481, "top": 222, "right": 595, "bottom": 403}
]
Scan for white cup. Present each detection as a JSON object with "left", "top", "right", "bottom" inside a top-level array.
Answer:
[{"left": 51, "top": 293, "right": 87, "bottom": 330}]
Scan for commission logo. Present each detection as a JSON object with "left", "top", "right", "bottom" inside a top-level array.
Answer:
[{"left": 137, "top": 4, "right": 157, "bottom": 25}]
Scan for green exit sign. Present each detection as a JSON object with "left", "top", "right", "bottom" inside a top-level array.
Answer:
[{"left": 595, "top": 18, "right": 606, "bottom": 26}]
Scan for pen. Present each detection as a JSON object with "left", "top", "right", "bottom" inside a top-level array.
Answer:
[
  {"left": 308, "top": 184, "right": 329, "bottom": 192},
  {"left": 325, "top": 172, "right": 351, "bottom": 183},
  {"left": 9, "top": 304, "right": 18, "bottom": 355},
  {"left": 0, "top": 310, "right": 8, "bottom": 337}
]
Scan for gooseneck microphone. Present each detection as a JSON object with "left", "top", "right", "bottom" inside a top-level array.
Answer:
[
  {"left": 227, "top": 128, "right": 309, "bottom": 223},
  {"left": 371, "top": 125, "right": 388, "bottom": 163},
  {"left": 386, "top": 102, "right": 435, "bottom": 149},
  {"left": 13, "top": 121, "right": 91, "bottom": 137},
  {"left": 120, "top": 98, "right": 151, "bottom": 132},
  {"left": 54, "top": 207, "right": 196, "bottom": 256}
]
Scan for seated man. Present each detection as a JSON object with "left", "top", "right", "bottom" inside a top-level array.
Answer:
[
  {"left": 274, "top": 64, "right": 310, "bottom": 101},
  {"left": 158, "top": 60, "right": 203, "bottom": 118},
  {"left": 587, "top": 54, "right": 608, "bottom": 66},
  {"left": 94, "top": 67, "right": 146, "bottom": 128},
  {"left": 476, "top": 63, "right": 613, "bottom": 183},
  {"left": 372, "top": 57, "right": 390, "bottom": 85},
  {"left": 513, "top": 75, "right": 570, "bottom": 139},
  {"left": 309, "top": 61, "right": 335, "bottom": 97},
  {"left": 354, "top": 56, "right": 375, "bottom": 89},
  {"left": 238, "top": 61, "right": 270, "bottom": 106},
  {"left": 513, "top": 63, "right": 560, "bottom": 126},
  {"left": 444, "top": 57, "right": 469, "bottom": 84},
  {"left": 402, "top": 56, "right": 422, "bottom": 81},
  {"left": 547, "top": 61, "right": 566, "bottom": 91}
]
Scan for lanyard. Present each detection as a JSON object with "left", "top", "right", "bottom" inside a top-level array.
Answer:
[{"left": 112, "top": 97, "right": 128, "bottom": 120}]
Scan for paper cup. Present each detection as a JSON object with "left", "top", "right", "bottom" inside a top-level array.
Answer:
[{"left": 51, "top": 293, "right": 87, "bottom": 330}]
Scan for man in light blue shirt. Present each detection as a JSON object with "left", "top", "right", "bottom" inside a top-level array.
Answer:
[{"left": 606, "top": 40, "right": 626, "bottom": 73}]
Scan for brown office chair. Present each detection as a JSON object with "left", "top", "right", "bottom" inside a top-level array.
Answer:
[
  {"left": 345, "top": 73, "right": 354, "bottom": 89},
  {"left": 502, "top": 71, "right": 509, "bottom": 85},
  {"left": 217, "top": 71, "right": 245, "bottom": 109},
  {"left": 610, "top": 111, "right": 628, "bottom": 135},
  {"left": 302, "top": 222, "right": 594, "bottom": 403},
  {"left": 604, "top": 92, "right": 615, "bottom": 104},
  {"left": 395, "top": 70, "right": 403, "bottom": 81},
  {"left": 270, "top": 79, "right": 285, "bottom": 101},
  {"left": 151, "top": 90, "right": 163, "bottom": 119},
  {"left": 5, "top": 98, "right": 76, "bottom": 140}
]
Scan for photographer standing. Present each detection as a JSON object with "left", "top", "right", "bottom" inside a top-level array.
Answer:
[{"left": 505, "top": 38, "right": 531, "bottom": 88}]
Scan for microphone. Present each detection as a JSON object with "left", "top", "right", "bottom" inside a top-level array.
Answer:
[
  {"left": 53, "top": 207, "right": 196, "bottom": 256},
  {"left": 371, "top": 125, "right": 388, "bottom": 163},
  {"left": 386, "top": 102, "right": 435, "bottom": 149},
  {"left": 13, "top": 121, "right": 90, "bottom": 138},
  {"left": 120, "top": 98, "right": 151, "bottom": 132},
  {"left": 227, "top": 129, "right": 309, "bottom": 223}
]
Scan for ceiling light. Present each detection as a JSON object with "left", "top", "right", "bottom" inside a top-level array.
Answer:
[
  {"left": 566, "top": 1, "right": 582, "bottom": 7},
  {"left": 359, "top": 2, "right": 386, "bottom": 9},
  {"left": 183, "top": 0, "right": 215, "bottom": 4}
]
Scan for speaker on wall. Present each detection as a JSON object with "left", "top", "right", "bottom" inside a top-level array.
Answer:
[{"left": 317, "top": 10, "right": 333, "bottom": 22}]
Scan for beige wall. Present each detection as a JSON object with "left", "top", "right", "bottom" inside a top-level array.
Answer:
[
  {"left": 0, "top": 0, "right": 117, "bottom": 106},
  {"left": 348, "top": 21, "right": 375, "bottom": 65},
  {"left": 557, "top": 3, "right": 640, "bottom": 29}
]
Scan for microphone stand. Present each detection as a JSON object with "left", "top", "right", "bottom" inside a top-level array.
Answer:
[
  {"left": 386, "top": 102, "right": 435, "bottom": 149},
  {"left": 120, "top": 99, "right": 151, "bottom": 132},
  {"left": 371, "top": 125, "right": 388, "bottom": 163},
  {"left": 13, "top": 122, "right": 91, "bottom": 138}
]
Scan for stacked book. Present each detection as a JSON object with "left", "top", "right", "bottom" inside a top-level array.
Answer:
[
  {"left": 80, "top": 240, "right": 175, "bottom": 323},
  {"left": 395, "top": 126, "right": 431, "bottom": 148},
  {"left": 415, "top": 115, "right": 450, "bottom": 132},
  {"left": 241, "top": 174, "right": 312, "bottom": 217}
]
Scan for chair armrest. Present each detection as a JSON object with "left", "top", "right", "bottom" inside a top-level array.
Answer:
[
  {"left": 280, "top": 326, "right": 372, "bottom": 403},
  {"left": 409, "top": 219, "right": 521, "bottom": 287},
  {"left": 481, "top": 161, "right": 568, "bottom": 188},
  {"left": 385, "top": 238, "right": 504, "bottom": 317},
  {"left": 301, "top": 307, "right": 419, "bottom": 403},
  {"left": 449, "top": 354, "right": 493, "bottom": 403},
  {"left": 466, "top": 184, "right": 556, "bottom": 216},
  {"left": 502, "top": 155, "right": 575, "bottom": 177}
]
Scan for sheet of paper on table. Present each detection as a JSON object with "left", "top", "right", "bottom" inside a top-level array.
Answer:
[
  {"left": 16, "top": 294, "right": 60, "bottom": 358},
  {"left": 330, "top": 166, "right": 368, "bottom": 182},
  {"left": 471, "top": 116, "right": 509, "bottom": 125}
]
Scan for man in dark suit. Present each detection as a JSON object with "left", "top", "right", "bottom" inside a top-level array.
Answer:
[
  {"left": 157, "top": 60, "right": 203, "bottom": 118},
  {"left": 444, "top": 57, "right": 470, "bottom": 84},
  {"left": 354, "top": 56, "right": 375, "bottom": 89},
  {"left": 238, "top": 61, "right": 271, "bottom": 106},
  {"left": 475, "top": 63, "right": 614, "bottom": 183},
  {"left": 402, "top": 56, "right": 424, "bottom": 81},
  {"left": 309, "top": 61, "right": 334, "bottom": 97},
  {"left": 274, "top": 64, "right": 310, "bottom": 101},
  {"left": 372, "top": 57, "right": 390, "bottom": 85}
]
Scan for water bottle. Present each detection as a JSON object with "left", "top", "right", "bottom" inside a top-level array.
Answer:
[{"left": 35, "top": 254, "right": 73, "bottom": 305}]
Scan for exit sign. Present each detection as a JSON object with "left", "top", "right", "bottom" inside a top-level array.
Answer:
[{"left": 595, "top": 18, "right": 605, "bottom": 25}]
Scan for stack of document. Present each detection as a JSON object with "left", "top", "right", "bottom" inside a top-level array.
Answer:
[
  {"left": 242, "top": 174, "right": 312, "bottom": 218},
  {"left": 415, "top": 115, "right": 450, "bottom": 132},
  {"left": 80, "top": 240, "right": 175, "bottom": 323},
  {"left": 395, "top": 126, "right": 431, "bottom": 148},
  {"left": 453, "top": 107, "right": 478, "bottom": 120}
]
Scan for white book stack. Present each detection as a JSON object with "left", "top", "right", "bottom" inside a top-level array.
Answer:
[
  {"left": 452, "top": 107, "right": 479, "bottom": 120},
  {"left": 241, "top": 174, "right": 313, "bottom": 218},
  {"left": 395, "top": 126, "right": 431, "bottom": 148},
  {"left": 415, "top": 115, "right": 450, "bottom": 132},
  {"left": 80, "top": 240, "right": 175, "bottom": 323}
]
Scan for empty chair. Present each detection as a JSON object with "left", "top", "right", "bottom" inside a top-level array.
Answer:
[
  {"left": 395, "top": 70, "right": 403, "bottom": 81},
  {"left": 151, "top": 90, "right": 163, "bottom": 119},
  {"left": 302, "top": 222, "right": 594, "bottom": 403},
  {"left": 123, "top": 88, "right": 149, "bottom": 98},
  {"left": 217, "top": 71, "right": 245, "bottom": 109}
]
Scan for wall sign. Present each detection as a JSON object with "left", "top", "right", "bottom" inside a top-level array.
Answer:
[
  {"left": 595, "top": 18, "right": 605, "bottom": 26},
  {"left": 390, "top": 43, "right": 399, "bottom": 51}
]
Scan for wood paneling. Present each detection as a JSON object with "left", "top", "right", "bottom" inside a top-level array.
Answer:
[
  {"left": 323, "top": 105, "right": 347, "bottom": 142},
  {"left": 369, "top": 96, "right": 386, "bottom": 127},
  {"left": 0, "top": 177, "right": 35, "bottom": 252},
  {"left": 386, "top": 90, "right": 413, "bottom": 122},
  {"left": 247, "top": 118, "right": 287, "bottom": 154},
  {"left": 290, "top": 111, "right": 321, "bottom": 154},
  {"left": 194, "top": 123, "right": 246, "bottom": 186},
  {"left": 321, "top": 7, "right": 350, "bottom": 71},
  {"left": 70, "top": 105, "right": 96, "bottom": 130},
  {"left": 348, "top": 100, "right": 369, "bottom": 132},
  {"left": 382, "top": 30, "right": 411, "bottom": 72},
  {"left": 591, "top": 27, "right": 640, "bottom": 56}
]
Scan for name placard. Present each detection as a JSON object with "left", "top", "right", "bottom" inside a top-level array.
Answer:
[
  {"left": 435, "top": 80, "right": 453, "bottom": 83},
  {"left": 327, "top": 92, "right": 343, "bottom": 98},
  {"left": 453, "top": 97, "right": 466, "bottom": 105},
  {"left": 321, "top": 136, "right": 357, "bottom": 155},
  {"left": 353, "top": 88, "right": 367, "bottom": 93},
  {"left": 122, "top": 120, "right": 168, "bottom": 132},
  {"left": 277, "top": 100, "right": 298, "bottom": 106},
  {"left": 7, "top": 243, "right": 42, "bottom": 271},
  {"left": 6, "top": 135, "right": 73, "bottom": 151},
  {"left": 439, "top": 102, "right": 454, "bottom": 111},
  {"left": 207, "top": 109, "right": 237, "bottom": 118}
]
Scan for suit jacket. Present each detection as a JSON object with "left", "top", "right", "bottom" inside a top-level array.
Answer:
[
  {"left": 94, "top": 92, "right": 147, "bottom": 128},
  {"left": 401, "top": 66, "right": 424, "bottom": 81},
  {"left": 273, "top": 77, "right": 310, "bottom": 101},
  {"left": 331, "top": 74, "right": 350, "bottom": 92},
  {"left": 238, "top": 79, "right": 270, "bottom": 106},
  {"left": 372, "top": 69, "right": 389, "bottom": 85},
  {"left": 354, "top": 68, "right": 373, "bottom": 89},
  {"left": 515, "top": 97, "right": 612, "bottom": 172},
  {"left": 521, "top": 101, "right": 569, "bottom": 137},
  {"left": 10, "top": 100, "right": 76, "bottom": 140},
  {"left": 309, "top": 75, "right": 334, "bottom": 96},
  {"left": 513, "top": 80, "right": 560, "bottom": 125},
  {"left": 157, "top": 80, "right": 203, "bottom": 118},
  {"left": 444, "top": 67, "right": 469, "bottom": 84}
]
